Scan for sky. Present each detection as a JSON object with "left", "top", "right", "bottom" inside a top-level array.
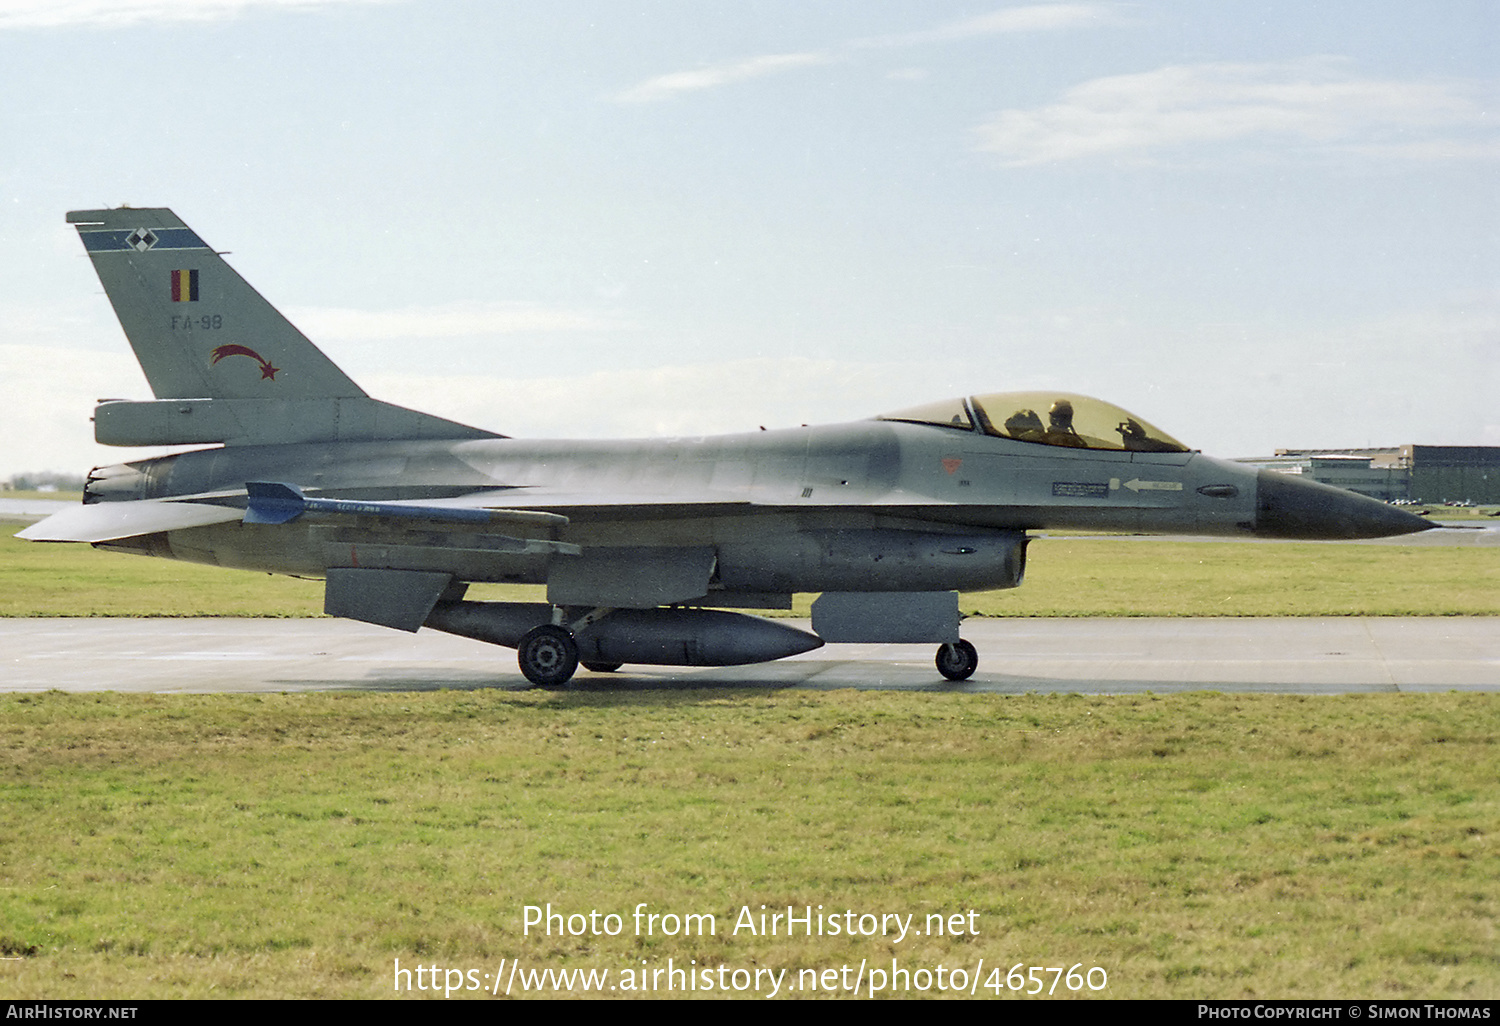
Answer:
[{"left": 2, "top": 0, "right": 1496, "bottom": 480}]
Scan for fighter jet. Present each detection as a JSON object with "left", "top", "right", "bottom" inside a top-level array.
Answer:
[{"left": 20, "top": 207, "right": 1433, "bottom": 686}]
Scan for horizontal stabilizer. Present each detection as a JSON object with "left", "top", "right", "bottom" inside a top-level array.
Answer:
[
  {"left": 17, "top": 499, "right": 242, "bottom": 543},
  {"left": 94, "top": 397, "right": 498, "bottom": 447}
]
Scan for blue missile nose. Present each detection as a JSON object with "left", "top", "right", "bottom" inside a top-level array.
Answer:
[{"left": 1252, "top": 470, "right": 1435, "bottom": 540}]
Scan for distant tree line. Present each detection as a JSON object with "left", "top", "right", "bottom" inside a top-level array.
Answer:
[{"left": 4, "top": 472, "right": 87, "bottom": 492}]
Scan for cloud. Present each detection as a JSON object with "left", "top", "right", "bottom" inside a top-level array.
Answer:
[
  {"left": 610, "top": 4, "right": 1116, "bottom": 104},
  {"left": 0, "top": 344, "right": 154, "bottom": 479},
  {"left": 611, "top": 52, "right": 836, "bottom": 105},
  {"left": 287, "top": 302, "right": 625, "bottom": 342},
  {"left": 364, "top": 357, "right": 965, "bottom": 440},
  {"left": 0, "top": 0, "right": 386, "bottom": 31},
  {"left": 852, "top": 4, "right": 1118, "bottom": 49},
  {"left": 975, "top": 58, "right": 1500, "bottom": 166},
  {"left": 0, "top": 338, "right": 963, "bottom": 474}
]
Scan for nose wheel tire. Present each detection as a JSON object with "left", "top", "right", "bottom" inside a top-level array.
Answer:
[
  {"left": 936, "top": 640, "right": 978, "bottom": 681},
  {"left": 518, "top": 625, "right": 580, "bottom": 688}
]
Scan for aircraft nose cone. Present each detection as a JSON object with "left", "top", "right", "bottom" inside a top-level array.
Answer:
[{"left": 1253, "top": 470, "right": 1435, "bottom": 540}]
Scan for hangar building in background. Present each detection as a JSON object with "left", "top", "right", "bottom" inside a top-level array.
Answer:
[{"left": 1236, "top": 446, "right": 1500, "bottom": 504}]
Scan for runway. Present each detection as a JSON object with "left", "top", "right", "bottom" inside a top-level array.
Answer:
[{"left": 2, "top": 617, "right": 1495, "bottom": 694}]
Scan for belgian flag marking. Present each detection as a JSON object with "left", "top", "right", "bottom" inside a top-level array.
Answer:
[{"left": 170, "top": 269, "right": 199, "bottom": 302}]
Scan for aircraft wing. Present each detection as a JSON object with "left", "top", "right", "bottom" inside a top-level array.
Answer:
[
  {"left": 15, "top": 483, "right": 989, "bottom": 545},
  {"left": 16, "top": 499, "right": 244, "bottom": 543}
]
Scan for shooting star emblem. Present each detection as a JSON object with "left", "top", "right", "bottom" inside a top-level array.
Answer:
[{"left": 211, "top": 344, "right": 280, "bottom": 381}]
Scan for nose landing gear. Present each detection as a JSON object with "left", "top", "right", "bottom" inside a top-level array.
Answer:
[{"left": 936, "top": 639, "right": 978, "bottom": 681}]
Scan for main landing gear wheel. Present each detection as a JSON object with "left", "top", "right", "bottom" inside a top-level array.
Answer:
[
  {"left": 936, "top": 639, "right": 979, "bottom": 682},
  {"left": 518, "top": 625, "right": 579, "bottom": 688}
]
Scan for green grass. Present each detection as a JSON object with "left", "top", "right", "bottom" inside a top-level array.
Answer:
[
  {"left": 0, "top": 689, "right": 1494, "bottom": 998},
  {"left": 965, "top": 538, "right": 1500, "bottom": 617},
  {"left": 1, "top": 525, "right": 328, "bottom": 616},
  {"left": 2, "top": 519, "right": 1495, "bottom": 1000},
  {"left": 5, "top": 526, "right": 1496, "bottom": 618},
  {"left": 0, "top": 491, "right": 85, "bottom": 503}
]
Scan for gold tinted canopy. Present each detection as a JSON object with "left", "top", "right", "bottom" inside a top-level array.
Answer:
[{"left": 878, "top": 392, "right": 1189, "bottom": 453}]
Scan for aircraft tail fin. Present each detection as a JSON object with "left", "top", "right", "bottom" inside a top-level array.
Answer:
[{"left": 68, "top": 207, "right": 498, "bottom": 445}]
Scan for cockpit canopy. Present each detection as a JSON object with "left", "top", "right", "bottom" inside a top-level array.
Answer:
[{"left": 876, "top": 392, "right": 1190, "bottom": 453}]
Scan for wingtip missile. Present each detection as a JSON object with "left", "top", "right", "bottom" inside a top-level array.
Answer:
[
  {"left": 243, "top": 481, "right": 306, "bottom": 525},
  {"left": 243, "top": 481, "right": 569, "bottom": 530}
]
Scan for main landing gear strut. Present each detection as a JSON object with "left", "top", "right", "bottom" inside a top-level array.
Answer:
[{"left": 517, "top": 624, "right": 578, "bottom": 688}]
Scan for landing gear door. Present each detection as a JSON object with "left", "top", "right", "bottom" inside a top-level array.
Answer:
[
  {"left": 547, "top": 546, "right": 716, "bottom": 608},
  {"left": 811, "top": 591, "right": 961, "bottom": 644}
]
